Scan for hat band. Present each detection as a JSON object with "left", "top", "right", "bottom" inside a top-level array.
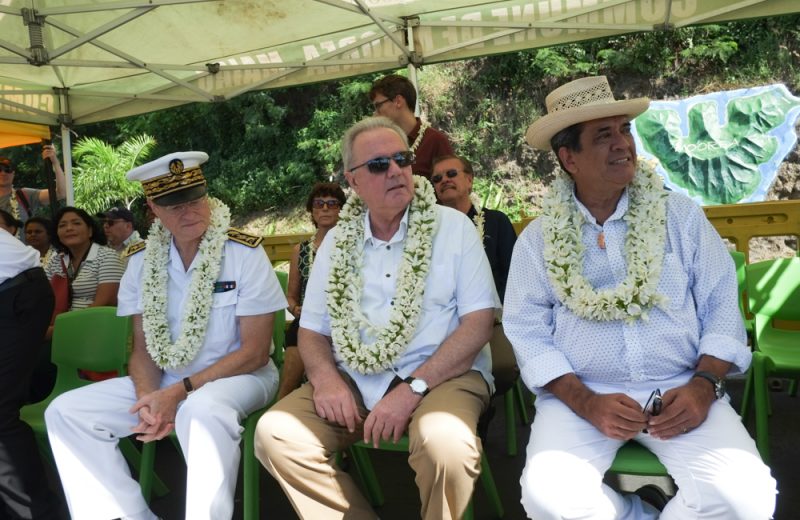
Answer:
[
  {"left": 143, "top": 166, "right": 206, "bottom": 200},
  {"left": 550, "top": 83, "right": 616, "bottom": 114}
]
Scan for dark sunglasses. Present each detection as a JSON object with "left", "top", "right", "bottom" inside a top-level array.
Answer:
[
  {"left": 0, "top": 165, "right": 14, "bottom": 173},
  {"left": 312, "top": 199, "right": 341, "bottom": 209},
  {"left": 431, "top": 169, "right": 459, "bottom": 184},
  {"left": 644, "top": 388, "right": 662, "bottom": 417},
  {"left": 350, "top": 151, "right": 415, "bottom": 174}
]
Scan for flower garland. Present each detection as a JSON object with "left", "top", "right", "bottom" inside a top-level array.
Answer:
[
  {"left": 327, "top": 176, "right": 438, "bottom": 374},
  {"left": 540, "top": 160, "right": 668, "bottom": 322},
  {"left": 410, "top": 120, "right": 431, "bottom": 153},
  {"left": 8, "top": 189, "right": 20, "bottom": 220},
  {"left": 141, "top": 197, "right": 230, "bottom": 369},
  {"left": 469, "top": 192, "right": 485, "bottom": 243}
]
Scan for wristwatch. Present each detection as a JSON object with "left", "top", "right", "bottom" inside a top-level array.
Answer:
[
  {"left": 183, "top": 376, "right": 196, "bottom": 396},
  {"left": 403, "top": 377, "right": 430, "bottom": 397},
  {"left": 692, "top": 371, "right": 726, "bottom": 399}
]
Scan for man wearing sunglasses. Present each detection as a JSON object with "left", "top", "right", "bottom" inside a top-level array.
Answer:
[
  {"left": 258, "top": 116, "right": 498, "bottom": 520},
  {"left": 0, "top": 146, "right": 66, "bottom": 232},
  {"left": 505, "top": 76, "right": 775, "bottom": 518},
  {"left": 97, "top": 206, "right": 141, "bottom": 259},
  {"left": 368, "top": 74, "right": 454, "bottom": 179}
]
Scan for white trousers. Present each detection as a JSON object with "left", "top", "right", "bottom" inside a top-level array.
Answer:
[
  {"left": 44, "top": 363, "right": 279, "bottom": 520},
  {"left": 520, "top": 378, "right": 777, "bottom": 520}
]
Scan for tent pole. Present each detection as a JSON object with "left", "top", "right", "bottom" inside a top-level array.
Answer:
[
  {"left": 406, "top": 22, "right": 419, "bottom": 117},
  {"left": 61, "top": 124, "right": 74, "bottom": 205}
]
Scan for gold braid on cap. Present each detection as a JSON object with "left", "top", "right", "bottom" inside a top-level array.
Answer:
[{"left": 142, "top": 159, "right": 206, "bottom": 200}]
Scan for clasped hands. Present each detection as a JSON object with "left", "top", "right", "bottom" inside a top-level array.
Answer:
[
  {"left": 311, "top": 374, "right": 421, "bottom": 448},
  {"left": 583, "top": 378, "right": 715, "bottom": 441},
  {"left": 129, "top": 385, "right": 185, "bottom": 442}
]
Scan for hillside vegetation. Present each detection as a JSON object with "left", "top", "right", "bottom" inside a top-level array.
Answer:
[{"left": 7, "top": 14, "right": 800, "bottom": 239}]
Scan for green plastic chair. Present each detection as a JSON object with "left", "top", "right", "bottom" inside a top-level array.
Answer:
[
  {"left": 745, "top": 257, "right": 800, "bottom": 463},
  {"left": 139, "top": 269, "right": 289, "bottom": 520},
  {"left": 347, "top": 435, "right": 505, "bottom": 519},
  {"left": 19, "top": 307, "right": 167, "bottom": 494},
  {"left": 609, "top": 441, "right": 667, "bottom": 475}
]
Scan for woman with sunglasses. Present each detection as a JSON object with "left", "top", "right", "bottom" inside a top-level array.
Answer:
[{"left": 277, "top": 182, "right": 347, "bottom": 400}]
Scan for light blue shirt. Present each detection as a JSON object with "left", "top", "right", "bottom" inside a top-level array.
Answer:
[
  {"left": 504, "top": 188, "right": 750, "bottom": 394},
  {"left": 301, "top": 204, "right": 498, "bottom": 410}
]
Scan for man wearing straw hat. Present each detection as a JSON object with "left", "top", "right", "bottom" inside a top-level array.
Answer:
[
  {"left": 45, "top": 152, "right": 284, "bottom": 520},
  {"left": 504, "top": 76, "right": 776, "bottom": 518}
]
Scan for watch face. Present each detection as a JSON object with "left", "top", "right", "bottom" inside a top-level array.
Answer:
[
  {"left": 410, "top": 379, "right": 428, "bottom": 395},
  {"left": 716, "top": 379, "right": 726, "bottom": 399}
]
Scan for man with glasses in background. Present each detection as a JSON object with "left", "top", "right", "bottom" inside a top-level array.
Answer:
[
  {"left": 369, "top": 74, "right": 454, "bottom": 179},
  {"left": 256, "top": 116, "right": 498, "bottom": 520},
  {"left": 0, "top": 145, "right": 66, "bottom": 232},
  {"left": 431, "top": 154, "right": 520, "bottom": 424},
  {"left": 46, "top": 151, "right": 285, "bottom": 520},
  {"left": 97, "top": 206, "right": 141, "bottom": 265},
  {"left": 505, "top": 76, "right": 776, "bottom": 518}
]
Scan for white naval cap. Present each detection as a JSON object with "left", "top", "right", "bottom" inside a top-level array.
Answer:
[{"left": 127, "top": 151, "right": 209, "bottom": 206}]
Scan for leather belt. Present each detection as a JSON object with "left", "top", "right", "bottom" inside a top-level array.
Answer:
[{"left": 0, "top": 267, "right": 47, "bottom": 294}]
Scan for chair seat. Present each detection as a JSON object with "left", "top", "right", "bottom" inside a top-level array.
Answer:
[
  {"left": 609, "top": 441, "right": 667, "bottom": 476},
  {"left": 757, "top": 327, "right": 800, "bottom": 373}
]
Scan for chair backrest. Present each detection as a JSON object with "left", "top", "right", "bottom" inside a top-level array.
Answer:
[
  {"left": 272, "top": 270, "right": 289, "bottom": 366},
  {"left": 51, "top": 307, "right": 132, "bottom": 393},
  {"left": 746, "top": 257, "right": 800, "bottom": 322}
]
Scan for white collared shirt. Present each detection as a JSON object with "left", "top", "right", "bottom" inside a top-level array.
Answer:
[
  {"left": 301, "top": 204, "right": 499, "bottom": 410},
  {"left": 504, "top": 189, "right": 751, "bottom": 395},
  {"left": 0, "top": 228, "right": 39, "bottom": 283},
  {"left": 118, "top": 238, "right": 287, "bottom": 385}
]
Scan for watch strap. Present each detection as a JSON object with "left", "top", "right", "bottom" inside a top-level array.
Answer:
[
  {"left": 183, "top": 376, "right": 195, "bottom": 394},
  {"left": 692, "top": 371, "right": 723, "bottom": 398}
]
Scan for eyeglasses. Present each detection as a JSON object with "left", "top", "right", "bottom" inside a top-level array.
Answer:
[
  {"left": 350, "top": 151, "right": 415, "bottom": 174},
  {"left": 372, "top": 98, "right": 392, "bottom": 110},
  {"left": 312, "top": 199, "right": 341, "bottom": 209},
  {"left": 0, "top": 165, "right": 14, "bottom": 174},
  {"left": 161, "top": 197, "right": 206, "bottom": 215},
  {"left": 431, "top": 169, "right": 459, "bottom": 184},
  {"left": 644, "top": 388, "right": 662, "bottom": 417}
]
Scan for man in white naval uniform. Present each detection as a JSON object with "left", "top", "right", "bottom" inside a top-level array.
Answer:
[{"left": 45, "top": 151, "right": 284, "bottom": 520}]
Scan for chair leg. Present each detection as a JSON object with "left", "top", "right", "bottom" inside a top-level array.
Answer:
[
  {"left": 514, "top": 379, "right": 529, "bottom": 424},
  {"left": 121, "top": 439, "right": 169, "bottom": 501},
  {"left": 752, "top": 353, "right": 771, "bottom": 463},
  {"left": 479, "top": 453, "right": 504, "bottom": 518},
  {"left": 789, "top": 378, "right": 798, "bottom": 397},
  {"left": 347, "top": 447, "right": 385, "bottom": 507},
  {"left": 243, "top": 414, "right": 260, "bottom": 520},
  {"left": 740, "top": 368, "right": 753, "bottom": 421},
  {"left": 504, "top": 389, "right": 517, "bottom": 456}
]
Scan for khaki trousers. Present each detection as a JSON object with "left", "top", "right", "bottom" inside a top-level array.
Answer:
[{"left": 255, "top": 370, "right": 490, "bottom": 520}]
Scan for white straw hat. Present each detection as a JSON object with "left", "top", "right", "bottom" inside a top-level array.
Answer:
[{"left": 525, "top": 76, "right": 649, "bottom": 150}]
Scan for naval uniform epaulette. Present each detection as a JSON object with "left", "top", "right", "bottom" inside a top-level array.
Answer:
[
  {"left": 226, "top": 228, "right": 263, "bottom": 248},
  {"left": 124, "top": 241, "right": 146, "bottom": 257}
]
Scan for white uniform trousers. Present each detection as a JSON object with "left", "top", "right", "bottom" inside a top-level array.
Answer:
[
  {"left": 45, "top": 363, "right": 279, "bottom": 520},
  {"left": 520, "top": 377, "right": 777, "bottom": 520}
]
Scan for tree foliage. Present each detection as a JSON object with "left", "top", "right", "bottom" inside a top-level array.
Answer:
[{"left": 71, "top": 134, "right": 154, "bottom": 214}]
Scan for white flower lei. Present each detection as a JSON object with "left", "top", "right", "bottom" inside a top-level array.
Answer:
[
  {"left": 541, "top": 160, "right": 668, "bottom": 322},
  {"left": 410, "top": 120, "right": 431, "bottom": 153},
  {"left": 327, "top": 176, "right": 438, "bottom": 374},
  {"left": 469, "top": 192, "right": 485, "bottom": 242},
  {"left": 141, "top": 197, "right": 230, "bottom": 369},
  {"left": 9, "top": 189, "right": 20, "bottom": 220}
]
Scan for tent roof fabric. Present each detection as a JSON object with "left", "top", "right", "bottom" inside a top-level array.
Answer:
[
  {"left": 0, "top": 119, "right": 50, "bottom": 148},
  {"left": 1, "top": 0, "right": 798, "bottom": 126}
]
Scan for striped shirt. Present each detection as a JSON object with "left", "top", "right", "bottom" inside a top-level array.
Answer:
[{"left": 44, "top": 242, "right": 125, "bottom": 310}]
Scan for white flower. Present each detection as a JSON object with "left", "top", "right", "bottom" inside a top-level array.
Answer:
[
  {"left": 327, "top": 176, "right": 438, "bottom": 374},
  {"left": 540, "top": 161, "right": 668, "bottom": 322},
  {"left": 141, "top": 197, "right": 230, "bottom": 369}
]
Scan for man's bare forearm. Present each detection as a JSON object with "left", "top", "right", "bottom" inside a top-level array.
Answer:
[{"left": 298, "top": 327, "right": 340, "bottom": 384}]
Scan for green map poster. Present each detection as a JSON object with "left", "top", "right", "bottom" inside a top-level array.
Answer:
[{"left": 632, "top": 84, "right": 800, "bottom": 205}]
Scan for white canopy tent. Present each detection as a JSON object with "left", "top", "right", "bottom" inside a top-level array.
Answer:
[{"left": 1, "top": 0, "right": 798, "bottom": 201}]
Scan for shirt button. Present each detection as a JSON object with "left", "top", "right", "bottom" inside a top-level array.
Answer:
[
  {"left": 385, "top": 273, "right": 390, "bottom": 278},
  {"left": 386, "top": 245, "right": 391, "bottom": 250},
  {"left": 390, "top": 300, "right": 395, "bottom": 306}
]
